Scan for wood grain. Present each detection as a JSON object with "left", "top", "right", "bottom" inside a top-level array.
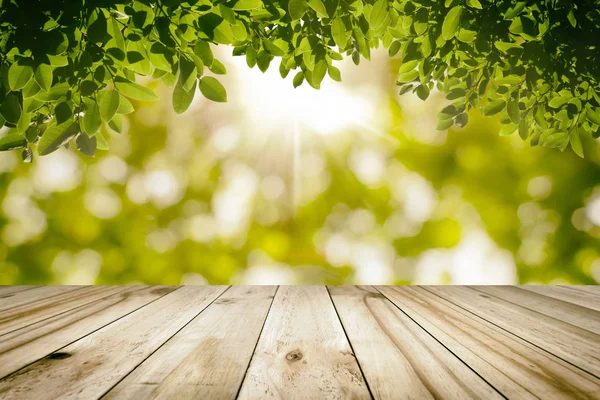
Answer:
[
  {"left": 378, "top": 286, "right": 600, "bottom": 399},
  {"left": 328, "top": 286, "right": 501, "bottom": 399},
  {"left": 0, "top": 286, "right": 167, "bottom": 379},
  {"left": 0, "top": 286, "right": 129, "bottom": 336},
  {"left": 238, "top": 286, "right": 371, "bottom": 400},
  {"left": 423, "top": 286, "right": 600, "bottom": 378},
  {"left": 0, "top": 286, "right": 84, "bottom": 312},
  {"left": 521, "top": 286, "right": 600, "bottom": 312},
  {"left": 0, "top": 286, "right": 39, "bottom": 296},
  {"left": 0, "top": 285, "right": 599, "bottom": 399},
  {"left": 472, "top": 286, "right": 600, "bottom": 335},
  {"left": 105, "top": 286, "right": 276, "bottom": 400},
  {"left": 0, "top": 286, "right": 227, "bottom": 399}
]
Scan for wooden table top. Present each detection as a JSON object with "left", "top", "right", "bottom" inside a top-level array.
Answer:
[{"left": 0, "top": 285, "right": 599, "bottom": 399}]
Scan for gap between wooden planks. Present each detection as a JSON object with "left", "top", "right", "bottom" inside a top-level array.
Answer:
[{"left": 0, "top": 285, "right": 598, "bottom": 399}]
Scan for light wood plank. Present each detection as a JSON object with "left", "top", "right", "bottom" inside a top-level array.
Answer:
[
  {"left": 0, "top": 286, "right": 85, "bottom": 312},
  {"left": 564, "top": 286, "right": 600, "bottom": 295},
  {"left": 0, "top": 286, "right": 228, "bottom": 399},
  {"left": 472, "top": 286, "right": 600, "bottom": 335},
  {"left": 0, "top": 286, "right": 130, "bottom": 336},
  {"left": 238, "top": 286, "right": 371, "bottom": 400},
  {"left": 0, "top": 286, "right": 40, "bottom": 296},
  {"left": 105, "top": 286, "right": 276, "bottom": 400},
  {"left": 378, "top": 286, "right": 600, "bottom": 399},
  {"left": 0, "top": 286, "right": 170, "bottom": 379},
  {"left": 522, "top": 286, "right": 600, "bottom": 312},
  {"left": 328, "top": 286, "right": 501, "bottom": 399},
  {"left": 424, "top": 286, "right": 600, "bottom": 378}
]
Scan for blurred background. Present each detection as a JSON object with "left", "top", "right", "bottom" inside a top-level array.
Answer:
[{"left": 1, "top": 48, "right": 600, "bottom": 285}]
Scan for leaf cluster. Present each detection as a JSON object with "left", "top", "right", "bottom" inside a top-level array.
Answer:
[{"left": 0, "top": 0, "right": 599, "bottom": 161}]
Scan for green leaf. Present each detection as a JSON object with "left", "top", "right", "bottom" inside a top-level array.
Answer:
[
  {"left": 199, "top": 76, "right": 227, "bottom": 102},
  {"left": 114, "top": 78, "right": 159, "bottom": 101},
  {"left": 466, "top": 0, "right": 482, "bottom": 9},
  {"left": 99, "top": 90, "right": 120, "bottom": 122},
  {"left": 397, "top": 70, "right": 419, "bottom": 83},
  {"left": 8, "top": 62, "right": 34, "bottom": 91},
  {"left": 307, "top": 0, "right": 328, "bottom": 17},
  {"left": 507, "top": 100, "right": 520, "bottom": 124},
  {"left": 117, "top": 95, "right": 135, "bottom": 114},
  {"left": 76, "top": 133, "right": 97, "bottom": 157},
  {"left": 233, "top": 0, "right": 262, "bottom": 10},
  {"left": 570, "top": 128, "right": 584, "bottom": 158},
  {"left": 38, "top": 121, "right": 79, "bottom": 156},
  {"left": 0, "top": 133, "right": 27, "bottom": 151},
  {"left": 293, "top": 71, "right": 304, "bottom": 88},
  {"left": 179, "top": 57, "right": 197, "bottom": 92},
  {"left": 437, "top": 118, "right": 454, "bottom": 130},
  {"left": 194, "top": 41, "right": 214, "bottom": 67},
  {"left": 328, "top": 65, "right": 342, "bottom": 82},
  {"left": 83, "top": 102, "right": 102, "bottom": 136},
  {"left": 289, "top": 0, "right": 308, "bottom": 20},
  {"left": 96, "top": 132, "right": 110, "bottom": 150},
  {"left": 567, "top": 9, "right": 577, "bottom": 28},
  {"left": 416, "top": 85, "right": 430, "bottom": 100},
  {"left": 331, "top": 18, "right": 347, "bottom": 49},
  {"left": 0, "top": 93, "right": 22, "bottom": 124},
  {"left": 499, "top": 123, "right": 517, "bottom": 136},
  {"left": 34, "top": 64, "right": 53, "bottom": 92},
  {"left": 586, "top": 109, "right": 600, "bottom": 125},
  {"left": 173, "top": 78, "right": 196, "bottom": 114},
  {"left": 548, "top": 96, "right": 570, "bottom": 109},
  {"left": 482, "top": 99, "right": 506, "bottom": 116},
  {"left": 109, "top": 114, "right": 124, "bottom": 133},
  {"left": 442, "top": 6, "right": 463, "bottom": 40},
  {"left": 518, "top": 119, "right": 529, "bottom": 140},
  {"left": 369, "top": 0, "right": 388, "bottom": 30}
]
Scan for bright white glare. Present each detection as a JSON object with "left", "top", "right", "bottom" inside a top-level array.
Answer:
[
  {"left": 527, "top": 176, "right": 552, "bottom": 200},
  {"left": 228, "top": 55, "right": 376, "bottom": 136},
  {"left": 260, "top": 175, "right": 285, "bottom": 200},
  {"left": 145, "top": 170, "right": 182, "bottom": 208},
  {"left": 52, "top": 249, "right": 102, "bottom": 285},
  {"left": 98, "top": 156, "right": 129, "bottom": 184},
  {"left": 586, "top": 193, "right": 600, "bottom": 226},
  {"left": 187, "top": 214, "right": 217, "bottom": 243},
  {"left": 0, "top": 151, "right": 17, "bottom": 174},
  {"left": 84, "top": 188, "right": 122, "bottom": 220},
  {"left": 353, "top": 242, "right": 395, "bottom": 284},
  {"left": 33, "top": 149, "right": 82, "bottom": 193},
  {"left": 348, "top": 147, "right": 386, "bottom": 187},
  {"left": 212, "top": 163, "right": 258, "bottom": 238},
  {"left": 414, "top": 230, "right": 518, "bottom": 284},
  {"left": 211, "top": 125, "right": 241, "bottom": 153}
]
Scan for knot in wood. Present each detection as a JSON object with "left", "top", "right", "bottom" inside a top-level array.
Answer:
[{"left": 285, "top": 350, "right": 303, "bottom": 362}]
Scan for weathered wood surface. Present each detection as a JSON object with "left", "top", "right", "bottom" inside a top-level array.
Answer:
[{"left": 0, "top": 285, "right": 598, "bottom": 400}]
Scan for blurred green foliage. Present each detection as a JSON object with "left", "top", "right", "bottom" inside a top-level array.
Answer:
[{"left": 1, "top": 49, "right": 599, "bottom": 284}]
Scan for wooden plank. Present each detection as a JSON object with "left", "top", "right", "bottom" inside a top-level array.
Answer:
[
  {"left": 521, "top": 286, "right": 600, "bottom": 312},
  {"left": 0, "top": 286, "right": 130, "bottom": 336},
  {"left": 564, "top": 286, "right": 600, "bottom": 295},
  {"left": 423, "top": 286, "right": 600, "bottom": 378},
  {"left": 378, "top": 286, "right": 600, "bottom": 399},
  {"left": 472, "top": 286, "right": 600, "bottom": 335},
  {"left": 238, "top": 286, "right": 371, "bottom": 400},
  {"left": 0, "top": 286, "right": 170, "bottom": 379},
  {"left": 0, "top": 286, "right": 84, "bottom": 312},
  {"left": 105, "top": 286, "right": 276, "bottom": 400},
  {"left": 328, "top": 286, "right": 501, "bottom": 399},
  {"left": 0, "top": 286, "right": 228, "bottom": 399},
  {"left": 0, "top": 286, "right": 40, "bottom": 296}
]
